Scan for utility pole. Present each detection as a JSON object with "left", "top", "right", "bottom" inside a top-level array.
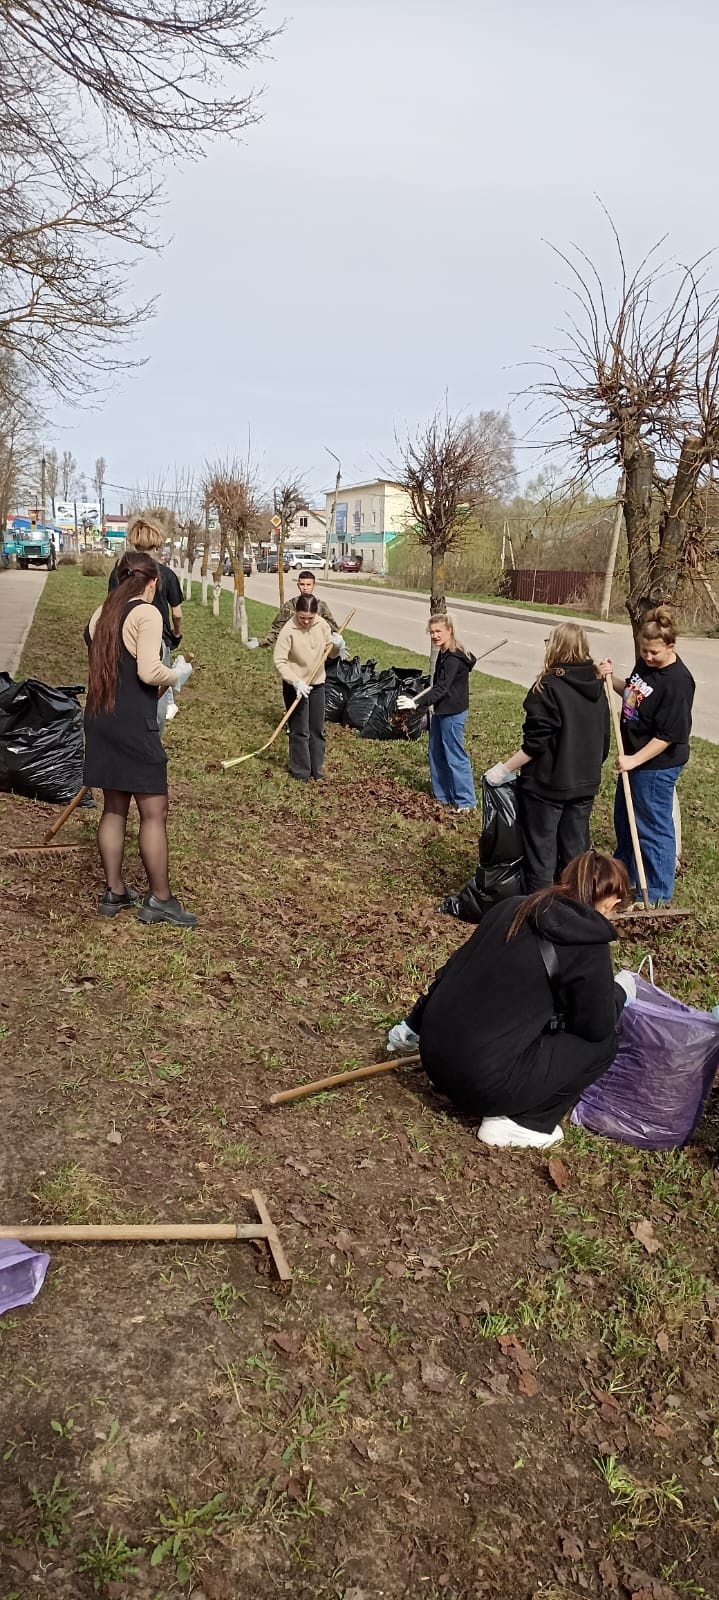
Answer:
[
  {"left": 322, "top": 449, "right": 341, "bottom": 580},
  {"left": 600, "top": 473, "right": 626, "bottom": 619},
  {"left": 40, "top": 451, "right": 46, "bottom": 530}
]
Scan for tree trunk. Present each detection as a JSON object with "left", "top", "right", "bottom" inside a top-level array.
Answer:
[
  {"left": 623, "top": 439, "right": 655, "bottom": 638},
  {"left": 201, "top": 574, "right": 209, "bottom": 607},
  {"left": 651, "top": 435, "right": 703, "bottom": 603},
  {"left": 185, "top": 571, "right": 192, "bottom": 600},
  {"left": 212, "top": 583, "right": 221, "bottom": 617},
  {"left": 233, "top": 589, "right": 248, "bottom": 641},
  {"left": 430, "top": 547, "right": 447, "bottom": 616}
]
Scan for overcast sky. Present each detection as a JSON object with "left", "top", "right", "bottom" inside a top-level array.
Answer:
[{"left": 54, "top": 0, "right": 719, "bottom": 508}]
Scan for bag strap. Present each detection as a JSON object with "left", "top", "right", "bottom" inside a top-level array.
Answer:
[
  {"left": 536, "top": 936, "right": 559, "bottom": 985},
  {"left": 636, "top": 953, "right": 655, "bottom": 986}
]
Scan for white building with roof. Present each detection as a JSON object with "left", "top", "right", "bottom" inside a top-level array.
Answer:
[{"left": 324, "top": 478, "right": 413, "bottom": 573}]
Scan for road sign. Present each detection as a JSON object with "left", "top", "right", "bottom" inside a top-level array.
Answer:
[{"left": 271, "top": 514, "right": 281, "bottom": 528}]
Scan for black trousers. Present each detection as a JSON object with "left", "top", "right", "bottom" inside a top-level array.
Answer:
[
  {"left": 282, "top": 682, "right": 326, "bottom": 780},
  {"left": 519, "top": 788, "right": 594, "bottom": 892},
  {"left": 421, "top": 1027, "right": 619, "bottom": 1134}
]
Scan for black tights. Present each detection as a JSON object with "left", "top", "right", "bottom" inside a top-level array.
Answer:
[{"left": 98, "top": 790, "right": 171, "bottom": 900}]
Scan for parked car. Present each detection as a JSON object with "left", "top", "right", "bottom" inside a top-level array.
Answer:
[
  {"left": 293, "top": 552, "right": 325, "bottom": 569},
  {"left": 222, "top": 553, "right": 252, "bottom": 577},
  {"left": 337, "top": 554, "right": 363, "bottom": 572}
]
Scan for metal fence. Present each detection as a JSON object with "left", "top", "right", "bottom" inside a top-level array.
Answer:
[{"left": 506, "top": 570, "right": 603, "bottom": 606}]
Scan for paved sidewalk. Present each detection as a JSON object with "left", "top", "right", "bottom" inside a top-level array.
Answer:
[{"left": 0, "top": 569, "right": 48, "bottom": 675}]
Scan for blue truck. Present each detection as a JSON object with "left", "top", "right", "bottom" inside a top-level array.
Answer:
[{"left": 9, "top": 519, "right": 56, "bottom": 569}]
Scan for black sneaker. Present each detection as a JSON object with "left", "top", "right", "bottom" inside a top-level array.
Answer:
[
  {"left": 136, "top": 894, "right": 198, "bottom": 928},
  {"left": 98, "top": 886, "right": 140, "bottom": 917}
]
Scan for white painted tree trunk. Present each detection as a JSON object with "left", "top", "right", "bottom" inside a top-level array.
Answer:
[
  {"left": 212, "top": 583, "right": 221, "bottom": 617},
  {"left": 232, "top": 591, "right": 248, "bottom": 642},
  {"left": 185, "top": 572, "right": 192, "bottom": 600},
  {"left": 201, "top": 575, "right": 209, "bottom": 607}
]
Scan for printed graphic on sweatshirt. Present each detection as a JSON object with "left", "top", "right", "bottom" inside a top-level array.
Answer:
[{"left": 622, "top": 672, "right": 654, "bottom": 723}]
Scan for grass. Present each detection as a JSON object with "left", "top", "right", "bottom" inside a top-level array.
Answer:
[{"left": 1, "top": 565, "right": 719, "bottom": 1599}]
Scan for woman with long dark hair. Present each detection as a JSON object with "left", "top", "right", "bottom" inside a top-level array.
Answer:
[
  {"left": 84, "top": 549, "right": 196, "bottom": 926},
  {"left": 273, "top": 593, "right": 344, "bottom": 781},
  {"left": 387, "top": 851, "right": 632, "bottom": 1148}
]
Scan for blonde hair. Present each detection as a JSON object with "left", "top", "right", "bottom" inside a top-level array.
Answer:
[
  {"left": 126, "top": 513, "right": 165, "bottom": 553},
  {"left": 639, "top": 605, "right": 677, "bottom": 648},
  {"left": 533, "top": 622, "right": 594, "bottom": 692},
  {"left": 427, "top": 612, "right": 465, "bottom": 653}
]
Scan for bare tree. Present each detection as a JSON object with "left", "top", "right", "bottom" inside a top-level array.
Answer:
[
  {"left": 60, "top": 450, "right": 77, "bottom": 500},
  {"left": 44, "top": 447, "right": 59, "bottom": 518},
  {"left": 0, "top": 355, "right": 36, "bottom": 536},
  {"left": 204, "top": 458, "right": 258, "bottom": 640},
  {"left": 94, "top": 457, "right": 107, "bottom": 504},
  {"left": 1, "top": 1, "right": 277, "bottom": 390},
  {"left": 273, "top": 478, "right": 306, "bottom": 605},
  {"left": 534, "top": 221, "right": 719, "bottom": 632},
  {"left": 394, "top": 407, "right": 509, "bottom": 614}
]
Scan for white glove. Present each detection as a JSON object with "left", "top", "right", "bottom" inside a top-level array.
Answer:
[
  {"left": 396, "top": 694, "right": 417, "bottom": 712},
  {"left": 484, "top": 762, "right": 515, "bottom": 786},
  {"left": 615, "top": 970, "right": 637, "bottom": 1006},
  {"left": 293, "top": 679, "right": 311, "bottom": 699},
  {"left": 247, "top": 637, "right": 259, "bottom": 650},
  {"left": 330, "top": 632, "right": 345, "bottom": 650},
  {"left": 173, "top": 656, "right": 193, "bottom": 693},
  {"left": 387, "top": 1021, "right": 420, "bottom": 1054}
]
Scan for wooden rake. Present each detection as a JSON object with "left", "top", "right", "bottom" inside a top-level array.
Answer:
[
  {"left": 221, "top": 608, "right": 356, "bottom": 770},
  {"left": 269, "top": 1053, "right": 422, "bottom": 1106},
  {"left": 0, "top": 1189, "right": 292, "bottom": 1290},
  {"left": 0, "top": 784, "right": 92, "bottom": 857}
]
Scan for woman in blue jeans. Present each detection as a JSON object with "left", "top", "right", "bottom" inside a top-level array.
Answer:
[
  {"left": 599, "top": 606, "right": 695, "bottom": 905},
  {"left": 397, "top": 614, "right": 477, "bottom": 812}
]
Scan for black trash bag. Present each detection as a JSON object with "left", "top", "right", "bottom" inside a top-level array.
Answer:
[
  {"left": 358, "top": 667, "right": 430, "bottom": 741},
  {"left": 0, "top": 676, "right": 86, "bottom": 803},
  {"left": 438, "top": 775, "right": 523, "bottom": 923},
  {"left": 326, "top": 655, "right": 376, "bottom": 724}
]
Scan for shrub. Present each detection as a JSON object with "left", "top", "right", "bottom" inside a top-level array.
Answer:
[
  {"left": 57, "top": 553, "right": 78, "bottom": 566},
  {"left": 81, "top": 553, "right": 113, "bottom": 578}
]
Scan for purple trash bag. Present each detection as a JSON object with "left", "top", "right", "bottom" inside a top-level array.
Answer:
[
  {"left": 0, "top": 1239, "right": 50, "bottom": 1315},
  {"left": 572, "top": 969, "right": 719, "bottom": 1150}
]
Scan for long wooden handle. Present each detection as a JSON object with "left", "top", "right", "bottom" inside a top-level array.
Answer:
[
  {"left": 0, "top": 1222, "right": 259, "bottom": 1242},
  {"left": 42, "top": 786, "right": 90, "bottom": 845},
  {"left": 222, "top": 608, "right": 356, "bottom": 771},
  {"left": 269, "top": 1052, "right": 421, "bottom": 1106},
  {"left": 604, "top": 679, "right": 650, "bottom": 910}
]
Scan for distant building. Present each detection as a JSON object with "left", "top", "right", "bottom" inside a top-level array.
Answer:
[
  {"left": 324, "top": 479, "right": 412, "bottom": 573},
  {"left": 287, "top": 506, "right": 327, "bottom": 551}
]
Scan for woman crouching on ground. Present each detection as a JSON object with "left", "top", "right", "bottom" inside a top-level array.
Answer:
[
  {"left": 84, "top": 549, "right": 196, "bottom": 926},
  {"left": 387, "top": 850, "right": 632, "bottom": 1148},
  {"left": 273, "top": 594, "right": 345, "bottom": 781}
]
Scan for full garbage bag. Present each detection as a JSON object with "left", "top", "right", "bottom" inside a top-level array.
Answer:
[
  {"left": 572, "top": 972, "right": 719, "bottom": 1149},
  {"left": 325, "top": 656, "right": 376, "bottom": 723},
  {"left": 439, "top": 774, "right": 523, "bottom": 922},
  {"left": 0, "top": 675, "right": 86, "bottom": 803},
  {"left": 357, "top": 668, "right": 430, "bottom": 740}
]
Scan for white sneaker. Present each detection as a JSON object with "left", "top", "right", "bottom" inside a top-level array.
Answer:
[
  {"left": 477, "top": 1117, "right": 564, "bottom": 1149},
  {"left": 165, "top": 703, "right": 179, "bottom": 722},
  {"left": 387, "top": 1021, "right": 420, "bottom": 1054}
]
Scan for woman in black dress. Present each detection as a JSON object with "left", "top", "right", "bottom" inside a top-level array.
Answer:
[{"left": 84, "top": 549, "right": 196, "bottom": 927}]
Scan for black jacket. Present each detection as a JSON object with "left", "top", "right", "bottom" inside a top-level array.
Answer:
[
  {"left": 416, "top": 646, "right": 476, "bottom": 717},
  {"left": 109, "top": 561, "right": 182, "bottom": 649},
  {"left": 410, "top": 893, "right": 622, "bottom": 1106},
  {"left": 520, "top": 661, "right": 610, "bottom": 800}
]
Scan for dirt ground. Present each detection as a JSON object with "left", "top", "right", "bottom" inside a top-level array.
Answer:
[{"left": 1, "top": 569, "right": 718, "bottom": 1600}]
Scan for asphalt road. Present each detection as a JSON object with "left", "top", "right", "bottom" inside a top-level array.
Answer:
[{"left": 194, "top": 567, "right": 719, "bottom": 744}]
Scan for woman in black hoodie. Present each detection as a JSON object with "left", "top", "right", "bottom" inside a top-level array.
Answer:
[
  {"left": 387, "top": 850, "right": 632, "bottom": 1148},
  {"left": 487, "top": 624, "right": 610, "bottom": 891},
  {"left": 397, "top": 614, "right": 477, "bottom": 812}
]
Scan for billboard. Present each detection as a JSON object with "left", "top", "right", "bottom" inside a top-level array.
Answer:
[{"left": 335, "top": 502, "right": 347, "bottom": 537}]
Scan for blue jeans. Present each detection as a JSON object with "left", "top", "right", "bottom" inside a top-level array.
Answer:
[
  {"left": 614, "top": 765, "right": 681, "bottom": 904},
  {"left": 428, "top": 711, "right": 477, "bottom": 807}
]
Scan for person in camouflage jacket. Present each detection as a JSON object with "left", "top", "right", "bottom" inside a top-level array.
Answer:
[{"left": 260, "top": 570, "right": 338, "bottom": 648}]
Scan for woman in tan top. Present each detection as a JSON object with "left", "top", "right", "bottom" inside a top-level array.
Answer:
[
  {"left": 84, "top": 549, "right": 197, "bottom": 926},
  {"left": 273, "top": 594, "right": 345, "bottom": 781}
]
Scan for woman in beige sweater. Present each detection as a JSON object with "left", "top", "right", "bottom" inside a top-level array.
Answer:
[
  {"left": 84, "top": 549, "right": 196, "bottom": 926},
  {"left": 273, "top": 594, "right": 345, "bottom": 781}
]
